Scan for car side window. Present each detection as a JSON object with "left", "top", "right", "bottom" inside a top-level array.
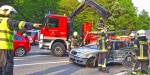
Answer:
[
  {"left": 15, "top": 35, "right": 22, "bottom": 40},
  {"left": 115, "top": 42, "right": 126, "bottom": 50}
]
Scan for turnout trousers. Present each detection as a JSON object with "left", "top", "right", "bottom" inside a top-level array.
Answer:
[
  {"left": 98, "top": 52, "right": 108, "bottom": 71},
  {"left": 0, "top": 50, "right": 14, "bottom": 75},
  {"left": 133, "top": 60, "right": 149, "bottom": 75}
]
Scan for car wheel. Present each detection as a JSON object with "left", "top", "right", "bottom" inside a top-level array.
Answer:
[
  {"left": 51, "top": 42, "right": 66, "bottom": 57},
  {"left": 86, "top": 58, "right": 96, "bottom": 68},
  {"left": 15, "top": 47, "right": 26, "bottom": 57}
]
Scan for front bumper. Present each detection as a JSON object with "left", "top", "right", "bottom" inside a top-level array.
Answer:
[{"left": 69, "top": 54, "right": 88, "bottom": 65}]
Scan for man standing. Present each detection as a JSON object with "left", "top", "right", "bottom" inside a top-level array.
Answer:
[
  {"left": 89, "top": 20, "right": 110, "bottom": 73},
  {"left": 0, "top": 5, "right": 41, "bottom": 75},
  {"left": 132, "top": 29, "right": 149, "bottom": 75}
]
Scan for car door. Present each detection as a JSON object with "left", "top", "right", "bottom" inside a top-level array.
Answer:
[
  {"left": 13, "top": 35, "right": 23, "bottom": 51},
  {"left": 113, "top": 41, "right": 127, "bottom": 61}
]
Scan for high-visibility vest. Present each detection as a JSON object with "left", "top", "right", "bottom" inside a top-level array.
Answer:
[{"left": 0, "top": 17, "right": 24, "bottom": 50}]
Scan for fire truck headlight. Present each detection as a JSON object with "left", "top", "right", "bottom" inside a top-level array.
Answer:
[{"left": 40, "top": 34, "right": 43, "bottom": 40}]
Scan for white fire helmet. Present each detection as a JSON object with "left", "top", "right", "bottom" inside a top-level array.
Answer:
[
  {"left": 136, "top": 29, "right": 146, "bottom": 37},
  {"left": 0, "top": 5, "right": 18, "bottom": 16},
  {"left": 73, "top": 31, "right": 78, "bottom": 37},
  {"left": 129, "top": 33, "right": 135, "bottom": 37}
]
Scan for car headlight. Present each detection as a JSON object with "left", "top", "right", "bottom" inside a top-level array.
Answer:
[{"left": 76, "top": 52, "right": 89, "bottom": 58}]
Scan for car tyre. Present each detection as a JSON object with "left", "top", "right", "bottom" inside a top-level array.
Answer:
[
  {"left": 51, "top": 42, "right": 66, "bottom": 57},
  {"left": 15, "top": 47, "right": 26, "bottom": 57},
  {"left": 86, "top": 58, "right": 96, "bottom": 68}
]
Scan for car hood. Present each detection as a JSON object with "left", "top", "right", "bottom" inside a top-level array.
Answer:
[{"left": 72, "top": 46, "right": 98, "bottom": 53}]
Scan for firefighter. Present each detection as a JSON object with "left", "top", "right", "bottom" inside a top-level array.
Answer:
[
  {"left": 68, "top": 31, "right": 79, "bottom": 51},
  {"left": 129, "top": 33, "right": 135, "bottom": 47},
  {"left": 132, "top": 29, "right": 149, "bottom": 75},
  {"left": 0, "top": 5, "right": 41, "bottom": 75},
  {"left": 97, "top": 25, "right": 110, "bottom": 73},
  {"left": 89, "top": 21, "right": 111, "bottom": 73}
]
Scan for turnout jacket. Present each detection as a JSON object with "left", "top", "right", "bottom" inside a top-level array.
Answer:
[{"left": 134, "top": 36, "right": 149, "bottom": 60}]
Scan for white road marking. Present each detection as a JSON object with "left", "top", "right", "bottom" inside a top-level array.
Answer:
[
  {"left": 14, "top": 61, "right": 69, "bottom": 67},
  {"left": 14, "top": 59, "right": 25, "bottom": 60},
  {"left": 14, "top": 55, "right": 49, "bottom": 58}
]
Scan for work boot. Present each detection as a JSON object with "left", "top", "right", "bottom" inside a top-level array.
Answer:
[
  {"left": 102, "top": 68, "right": 109, "bottom": 73},
  {"left": 102, "top": 70, "right": 109, "bottom": 73},
  {"left": 98, "top": 67, "right": 102, "bottom": 71}
]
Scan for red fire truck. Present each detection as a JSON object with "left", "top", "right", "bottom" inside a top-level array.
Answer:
[{"left": 39, "top": 0, "right": 111, "bottom": 57}]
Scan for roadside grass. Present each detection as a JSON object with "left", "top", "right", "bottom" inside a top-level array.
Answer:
[
  {"left": 148, "top": 67, "right": 150, "bottom": 74},
  {"left": 139, "top": 67, "right": 150, "bottom": 75}
]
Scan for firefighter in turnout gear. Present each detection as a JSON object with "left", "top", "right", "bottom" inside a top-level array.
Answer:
[
  {"left": 68, "top": 31, "right": 79, "bottom": 51},
  {"left": 132, "top": 29, "right": 149, "bottom": 75},
  {"left": 0, "top": 5, "right": 41, "bottom": 75},
  {"left": 89, "top": 21, "right": 111, "bottom": 73}
]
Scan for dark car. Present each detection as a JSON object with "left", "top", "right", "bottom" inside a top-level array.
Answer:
[
  {"left": 13, "top": 34, "right": 31, "bottom": 57},
  {"left": 69, "top": 40, "right": 129, "bottom": 67}
]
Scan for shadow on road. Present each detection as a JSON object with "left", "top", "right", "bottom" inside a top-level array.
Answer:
[{"left": 27, "top": 63, "right": 83, "bottom": 75}]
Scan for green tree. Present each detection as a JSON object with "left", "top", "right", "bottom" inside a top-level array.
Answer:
[
  {"left": 0, "top": 0, "right": 14, "bottom": 6},
  {"left": 137, "top": 10, "right": 150, "bottom": 30},
  {"left": 13, "top": 0, "right": 60, "bottom": 23}
]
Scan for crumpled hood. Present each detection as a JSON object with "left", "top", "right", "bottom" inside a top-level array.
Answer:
[{"left": 72, "top": 46, "right": 98, "bottom": 53}]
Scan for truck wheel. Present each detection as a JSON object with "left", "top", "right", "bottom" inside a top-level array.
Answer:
[
  {"left": 86, "top": 58, "right": 96, "bottom": 68},
  {"left": 51, "top": 42, "right": 66, "bottom": 57}
]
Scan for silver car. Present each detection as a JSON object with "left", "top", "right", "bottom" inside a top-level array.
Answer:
[{"left": 69, "top": 40, "right": 129, "bottom": 67}]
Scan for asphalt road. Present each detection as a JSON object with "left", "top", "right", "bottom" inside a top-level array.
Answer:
[{"left": 14, "top": 45, "right": 150, "bottom": 75}]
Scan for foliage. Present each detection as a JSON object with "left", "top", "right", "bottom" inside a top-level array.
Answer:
[
  {"left": 1, "top": 0, "right": 148, "bottom": 35},
  {"left": 137, "top": 10, "right": 150, "bottom": 30},
  {"left": 0, "top": 0, "right": 14, "bottom": 6},
  {"left": 13, "top": 0, "right": 60, "bottom": 23}
]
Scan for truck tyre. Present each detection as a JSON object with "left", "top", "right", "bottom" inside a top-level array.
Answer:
[{"left": 51, "top": 42, "right": 66, "bottom": 57}]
